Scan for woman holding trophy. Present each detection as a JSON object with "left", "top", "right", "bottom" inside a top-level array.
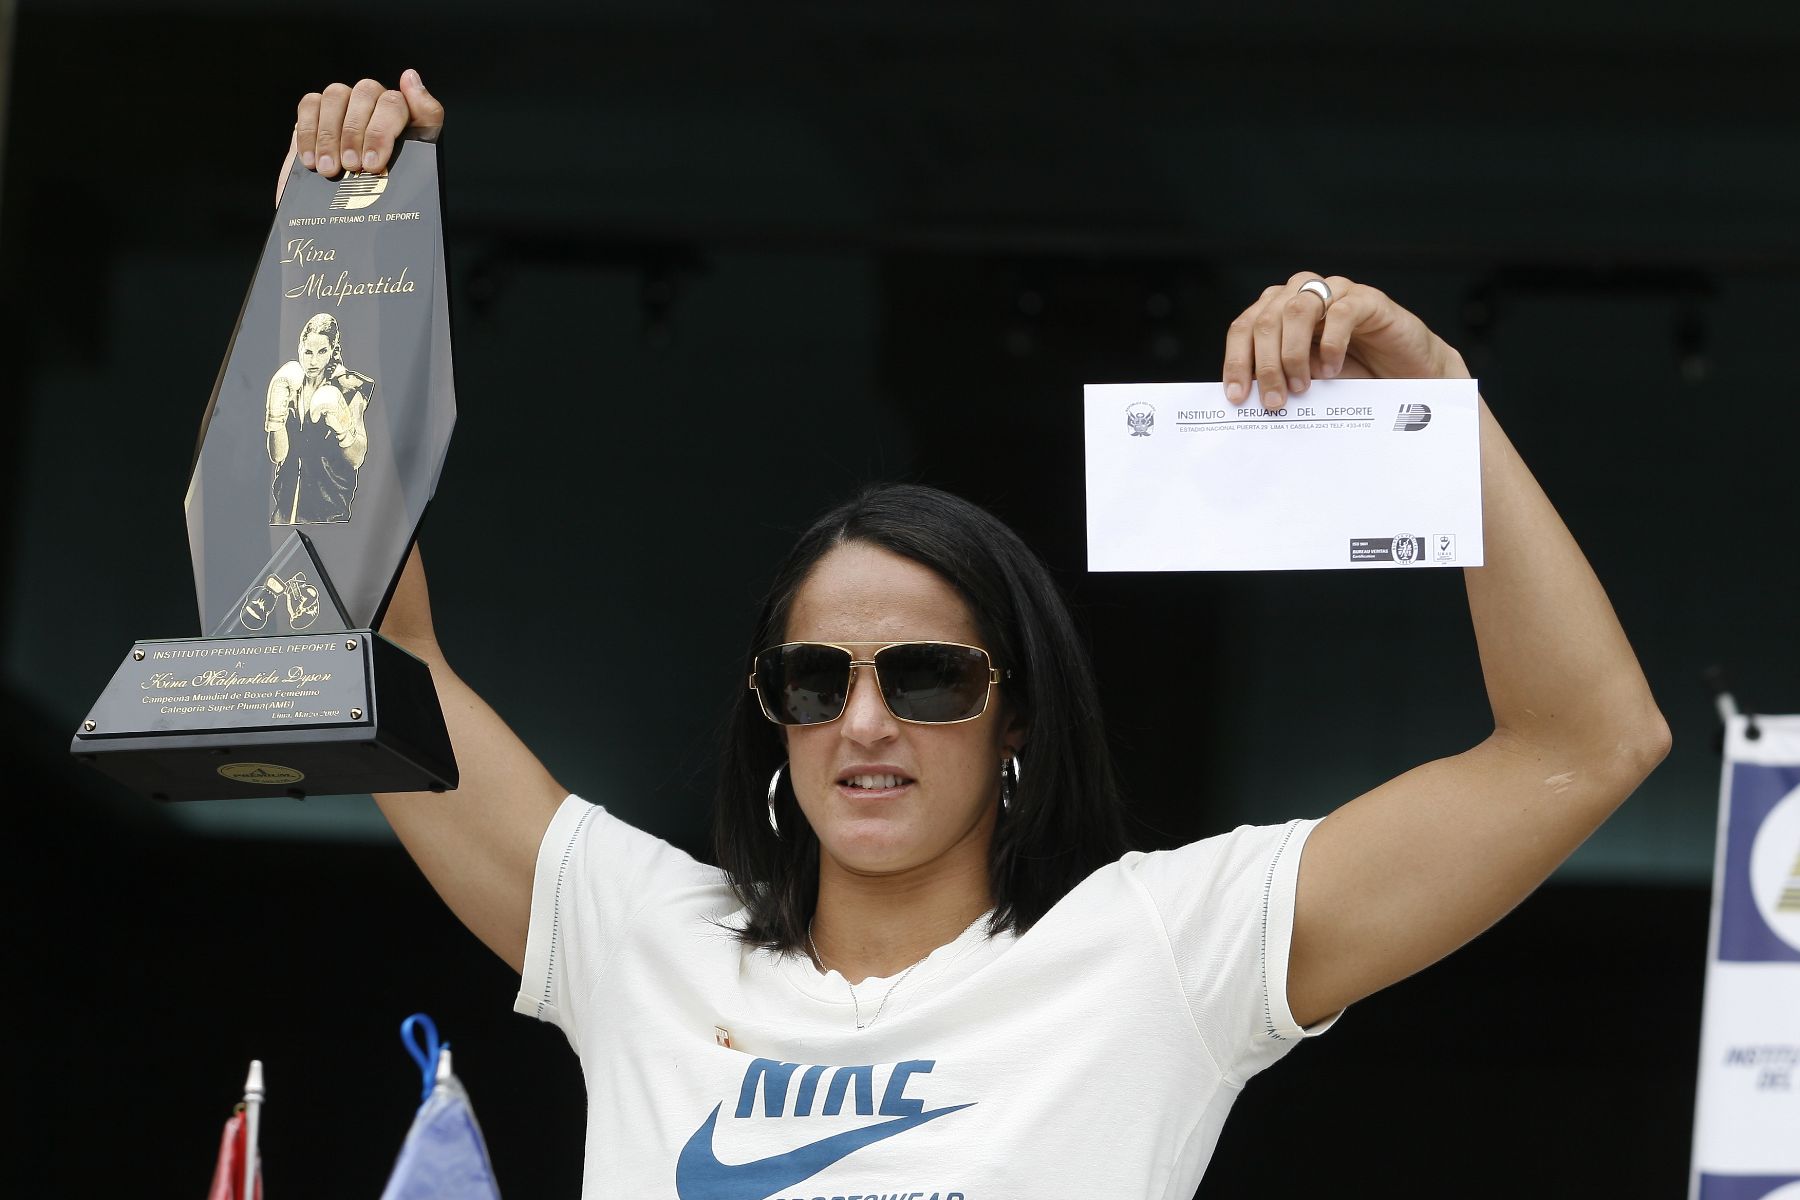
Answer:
[{"left": 279, "top": 72, "right": 1671, "bottom": 1195}]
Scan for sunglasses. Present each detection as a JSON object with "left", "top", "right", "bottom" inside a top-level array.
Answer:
[{"left": 749, "top": 640, "right": 1007, "bottom": 727}]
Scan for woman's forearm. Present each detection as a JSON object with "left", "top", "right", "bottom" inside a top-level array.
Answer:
[
  {"left": 379, "top": 543, "right": 442, "bottom": 659},
  {"left": 1464, "top": 399, "right": 1669, "bottom": 768}
]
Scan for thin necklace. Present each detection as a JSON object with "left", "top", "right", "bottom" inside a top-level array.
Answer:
[{"left": 807, "top": 912, "right": 986, "bottom": 1031}]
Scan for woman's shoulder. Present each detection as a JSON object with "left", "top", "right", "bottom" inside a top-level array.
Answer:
[
  {"left": 1108, "top": 817, "right": 1320, "bottom": 931},
  {"left": 554, "top": 796, "right": 733, "bottom": 905},
  {"left": 1120, "top": 817, "right": 1316, "bottom": 876},
  {"left": 1005, "top": 819, "right": 1320, "bottom": 939}
]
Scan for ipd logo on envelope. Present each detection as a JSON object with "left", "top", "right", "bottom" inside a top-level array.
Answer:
[{"left": 1394, "top": 403, "right": 1432, "bottom": 431}]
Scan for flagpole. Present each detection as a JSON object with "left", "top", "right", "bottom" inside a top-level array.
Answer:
[{"left": 242, "top": 1060, "right": 264, "bottom": 1200}]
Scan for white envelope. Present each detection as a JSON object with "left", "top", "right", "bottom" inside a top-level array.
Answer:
[{"left": 1084, "top": 379, "right": 1483, "bottom": 572}]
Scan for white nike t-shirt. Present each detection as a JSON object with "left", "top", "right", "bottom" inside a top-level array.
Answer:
[{"left": 515, "top": 795, "right": 1337, "bottom": 1199}]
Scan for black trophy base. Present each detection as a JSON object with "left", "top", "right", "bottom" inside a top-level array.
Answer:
[{"left": 72, "top": 631, "right": 458, "bottom": 802}]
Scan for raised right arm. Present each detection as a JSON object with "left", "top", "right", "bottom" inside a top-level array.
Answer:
[
  {"left": 375, "top": 546, "right": 567, "bottom": 973},
  {"left": 281, "top": 73, "right": 561, "bottom": 973}
]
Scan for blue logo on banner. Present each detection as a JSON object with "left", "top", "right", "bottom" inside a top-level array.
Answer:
[
  {"left": 1719, "top": 762, "right": 1800, "bottom": 964},
  {"left": 1698, "top": 1172, "right": 1800, "bottom": 1199}
]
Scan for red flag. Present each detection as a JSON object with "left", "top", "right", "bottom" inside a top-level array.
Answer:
[{"left": 204, "top": 1110, "right": 262, "bottom": 1200}]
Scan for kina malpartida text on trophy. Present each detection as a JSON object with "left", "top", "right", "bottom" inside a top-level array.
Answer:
[{"left": 73, "top": 144, "right": 459, "bottom": 801}]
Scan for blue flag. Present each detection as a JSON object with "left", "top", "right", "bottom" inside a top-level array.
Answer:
[{"left": 378, "top": 1072, "right": 502, "bottom": 1200}]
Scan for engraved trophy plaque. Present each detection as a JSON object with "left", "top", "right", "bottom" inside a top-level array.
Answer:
[{"left": 72, "top": 144, "right": 458, "bottom": 801}]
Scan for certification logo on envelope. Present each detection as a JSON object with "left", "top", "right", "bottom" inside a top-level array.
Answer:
[{"left": 1084, "top": 379, "right": 1483, "bottom": 572}]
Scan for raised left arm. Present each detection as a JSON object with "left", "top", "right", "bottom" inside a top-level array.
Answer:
[{"left": 1222, "top": 273, "right": 1672, "bottom": 1029}]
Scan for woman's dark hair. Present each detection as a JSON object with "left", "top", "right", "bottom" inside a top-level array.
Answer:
[{"left": 714, "top": 483, "right": 1130, "bottom": 952}]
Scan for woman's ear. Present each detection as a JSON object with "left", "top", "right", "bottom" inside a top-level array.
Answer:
[{"left": 1001, "top": 710, "right": 1027, "bottom": 758}]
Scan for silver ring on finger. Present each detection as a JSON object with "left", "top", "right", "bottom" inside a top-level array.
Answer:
[{"left": 1297, "top": 278, "right": 1333, "bottom": 306}]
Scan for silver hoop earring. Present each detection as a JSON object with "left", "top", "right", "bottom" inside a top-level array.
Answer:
[
  {"left": 767, "top": 761, "right": 788, "bottom": 836},
  {"left": 1001, "top": 753, "right": 1020, "bottom": 812}
]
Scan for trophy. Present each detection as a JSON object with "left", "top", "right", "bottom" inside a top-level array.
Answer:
[{"left": 72, "top": 144, "right": 459, "bottom": 801}]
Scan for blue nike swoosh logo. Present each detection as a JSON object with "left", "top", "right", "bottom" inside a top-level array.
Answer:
[{"left": 675, "top": 1101, "right": 973, "bottom": 1199}]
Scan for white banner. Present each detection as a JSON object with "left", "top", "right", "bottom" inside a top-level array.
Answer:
[{"left": 1691, "top": 715, "right": 1800, "bottom": 1200}]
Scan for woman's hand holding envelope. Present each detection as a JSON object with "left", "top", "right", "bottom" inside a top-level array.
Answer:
[{"left": 1221, "top": 272, "right": 1472, "bottom": 413}]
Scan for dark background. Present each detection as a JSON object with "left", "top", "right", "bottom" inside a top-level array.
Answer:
[{"left": 4, "top": 1, "right": 1796, "bottom": 1195}]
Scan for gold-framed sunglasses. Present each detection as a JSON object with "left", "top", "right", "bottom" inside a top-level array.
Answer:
[{"left": 748, "top": 640, "right": 1007, "bottom": 727}]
